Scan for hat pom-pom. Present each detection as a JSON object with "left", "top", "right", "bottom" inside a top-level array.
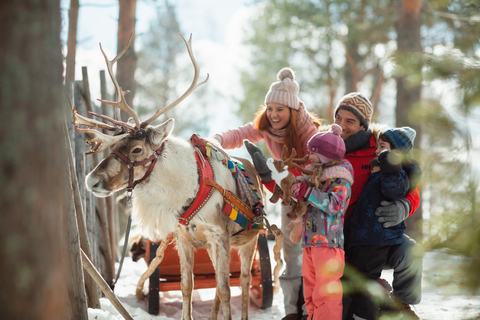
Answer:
[
  {"left": 331, "top": 124, "right": 342, "bottom": 136},
  {"left": 277, "top": 67, "right": 295, "bottom": 81}
]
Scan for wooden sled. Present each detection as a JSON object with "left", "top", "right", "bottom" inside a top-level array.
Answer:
[{"left": 143, "top": 229, "right": 274, "bottom": 315}]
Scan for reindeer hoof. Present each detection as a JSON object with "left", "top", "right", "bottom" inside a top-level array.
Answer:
[{"left": 135, "top": 288, "right": 145, "bottom": 301}]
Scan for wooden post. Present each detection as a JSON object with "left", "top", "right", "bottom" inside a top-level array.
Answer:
[
  {"left": 81, "top": 250, "right": 134, "bottom": 320},
  {"left": 74, "top": 80, "right": 103, "bottom": 301},
  {"left": 63, "top": 122, "right": 90, "bottom": 319},
  {"left": 81, "top": 68, "right": 115, "bottom": 286},
  {"left": 65, "top": 117, "right": 101, "bottom": 309}
]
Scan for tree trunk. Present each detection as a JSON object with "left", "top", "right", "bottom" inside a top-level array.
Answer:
[
  {"left": 65, "top": 0, "right": 79, "bottom": 83},
  {"left": 0, "top": 1, "right": 71, "bottom": 319},
  {"left": 396, "top": 0, "right": 423, "bottom": 240},
  {"left": 117, "top": 0, "right": 137, "bottom": 121}
]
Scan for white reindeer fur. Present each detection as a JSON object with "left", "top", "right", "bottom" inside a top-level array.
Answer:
[
  {"left": 132, "top": 136, "right": 240, "bottom": 241},
  {"left": 86, "top": 119, "right": 258, "bottom": 320},
  {"left": 266, "top": 158, "right": 289, "bottom": 187}
]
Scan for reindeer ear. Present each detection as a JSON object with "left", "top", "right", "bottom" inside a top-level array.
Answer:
[{"left": 151, "top": 118, "right": 175, "bottom": 145}]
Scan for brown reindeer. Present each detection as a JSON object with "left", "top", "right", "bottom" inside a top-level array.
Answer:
[{"left": 71, "top": 34, "right": 282, "bottom": 320}]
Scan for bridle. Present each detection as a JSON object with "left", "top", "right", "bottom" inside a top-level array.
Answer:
[{"left": 110, "top": 141, "right": 166, "bottom": 207}]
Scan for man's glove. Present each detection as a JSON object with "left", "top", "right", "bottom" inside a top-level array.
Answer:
[
  {"left": 375, "top": 199, "right": 410, "bottom": 228},
  {"left": 291, "top": 183, "right": 311, "bottom": 200},
  {"left": 244, "top": 140, "right": 272, "bottom": 182},
  {"left": 378, "top": 150, "right": 402, "bottom": 174}
]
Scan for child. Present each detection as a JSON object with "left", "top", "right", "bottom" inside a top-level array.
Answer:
[
  {"left": 290, "top": 124, "right": 354, "bottom": 320},
  {"left": 348, "top": 126, "right": 421, "bottom": 320}
]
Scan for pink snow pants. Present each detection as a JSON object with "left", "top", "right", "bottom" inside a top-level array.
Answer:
[{"left": 302, "top": 247, "right": 345, "bottom": 320}]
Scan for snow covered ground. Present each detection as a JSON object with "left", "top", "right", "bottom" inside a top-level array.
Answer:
[{"left": 88, "top": 245, "right": 480, "bottom": 320}]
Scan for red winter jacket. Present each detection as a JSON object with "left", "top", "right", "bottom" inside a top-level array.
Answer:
[{"left": 344, "top": 133, "right": 420, "bottom": 219}]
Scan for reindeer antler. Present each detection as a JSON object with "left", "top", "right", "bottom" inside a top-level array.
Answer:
[
  {"left": 97, "top": 33, "right": 140, "bottom": 130},
  {"left": 282, "top": 145, "right": 314, "bottom": 176},
  {"left": 70, "top": 33, "right": 207, "bottom": 154},
  {"left": 76, "top": 128, "right": 130, "bottom": 155},
  {"left": 140, "top": 34, "right": 209, "bottom": 127}
]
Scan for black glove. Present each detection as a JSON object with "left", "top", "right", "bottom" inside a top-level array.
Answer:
[
  {"left": 375, "top": 199, "right": 410, "bottom": 228},
  {"left": 244, "top": 139, "right": 272, "bottom": 182},
  {"left": 378, "top": 150, "right": 402, "bottom": 174}
]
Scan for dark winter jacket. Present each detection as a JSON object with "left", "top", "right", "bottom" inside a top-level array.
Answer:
[{"left": 349, "top": 151, "right": 416, "bottom": 247}]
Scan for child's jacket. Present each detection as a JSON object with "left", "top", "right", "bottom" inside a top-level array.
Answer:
[
  {"left": 349, "top": 162, "right": 411, "bottom": 247},
  {"left": 301, "top": 160, "right": 354, "bottom": 250}
]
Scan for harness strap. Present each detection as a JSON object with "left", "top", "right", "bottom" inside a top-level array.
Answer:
[
  {"left": 205, "top": 178, "right": 255, "bottom": 220},
  {"left": 179, "top": 150, "right": 215, "bottom": 226},
  {"left": 111, "top": 146, "right": 163, "bottom": 193}
]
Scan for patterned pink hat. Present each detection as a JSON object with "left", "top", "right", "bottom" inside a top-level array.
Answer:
[{"left": 307, "top": 124, "right": 346, "bottom": 161}]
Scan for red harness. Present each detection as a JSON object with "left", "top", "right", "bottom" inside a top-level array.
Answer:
[
  {"left": 178, "top": 150, "right": 215, "bottom": 226},
  {"left": 111, "top": 135, "right": 215, "bottom": 225},
  {"left": 111, "top": 144, "right": 164, "bottom": 197}
]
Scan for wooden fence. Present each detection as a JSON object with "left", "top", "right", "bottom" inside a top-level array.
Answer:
[{"left": 64, "top": 67, "right": 131, "bottom": 318}]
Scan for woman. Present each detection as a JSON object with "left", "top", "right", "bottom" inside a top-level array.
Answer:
[{"left": 214, "top": 67, "right": 322, "bottom": 320}]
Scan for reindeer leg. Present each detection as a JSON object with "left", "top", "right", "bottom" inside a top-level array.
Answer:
[
  {"left": 207, "top": 244, "right": 220, "bottom": 319},
  {"left": 270, "top": 225, "right": 284, "bottom": 295},
  {"left": 210, "top": 289, "right": 221, "bottom": 320},
  {"left": 280, "top": 180, "right": 292, "bottom": 205},
  {"left": 269, "top": 185, "right": 282, "bottom": 204},
  {"left": 238, "top": 236, "right": 257, "bottom": 320},
  {"left": 209, "top": 234, "right": 232, "bottom": 320},
  {"left": 177, "top": 237, "right": 195, "bottom": 320},
  {"left": 135, "top": 237, "right": 169, "bottom": 301}
]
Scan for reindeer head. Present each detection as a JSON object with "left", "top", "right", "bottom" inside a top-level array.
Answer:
[{"left": 71, "top": 34, "right": 208, "bottom": 198}]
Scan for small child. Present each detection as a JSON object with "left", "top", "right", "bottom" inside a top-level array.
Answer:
[
  {"left": 348, "top": 126, "right": 421, "bottom": 320},
  {"left": 290, "top": 124, "right": 354, "bottom": 320}
]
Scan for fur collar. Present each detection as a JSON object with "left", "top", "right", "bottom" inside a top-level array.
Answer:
[
  {"left": 305, "top": 160, "right": 354, "bottom": 185},
  {"left": 317, "top": 123, "right": 388, "bottom": 153}
]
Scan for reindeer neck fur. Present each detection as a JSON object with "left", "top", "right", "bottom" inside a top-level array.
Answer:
[{"left": 131, "top": 135, "right": 238, "bottom": 241}]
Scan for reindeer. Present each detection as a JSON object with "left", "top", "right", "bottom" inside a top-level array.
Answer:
[
  {"left": 71, "top": 34, "right": 282, "bottom": 320},
  {"left": 266, "top": 145, "right": 314, "bottom": 217},
  {"left": 266, "top": 146, "right": 319, "bottom": 244}
]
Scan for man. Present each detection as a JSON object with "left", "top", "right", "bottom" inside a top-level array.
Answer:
[
  {"left": 246, "top": 92, "right": 422, "bottom": 320},
  {"left": 334, "top": 92, "right": 422, "bottom": 320}
]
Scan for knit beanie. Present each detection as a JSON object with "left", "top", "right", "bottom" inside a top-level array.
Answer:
[
  {"left": 334, "top": 92, "right": 374, "bottom": 129},
  {"left": 307, "top": 124, "right": 346, "bottom": 162},
  {"left": 381, "top": 126, "right": 416, "bottom": 153},
  {"left": 264, "top": 67, "right": 300, "bottom": 110}
]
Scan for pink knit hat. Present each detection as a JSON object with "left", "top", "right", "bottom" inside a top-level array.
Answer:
[{"left": 307, "top": 124, "right": 346, "bottom": 162}]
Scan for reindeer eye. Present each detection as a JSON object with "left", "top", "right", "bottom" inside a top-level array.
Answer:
[{"left": 132, "top": 148, "right": 142, "bottom": 154}]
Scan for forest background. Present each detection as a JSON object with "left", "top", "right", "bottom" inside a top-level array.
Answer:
[{"left": 1, "top": 1, "right": 479, "bottom": 319}]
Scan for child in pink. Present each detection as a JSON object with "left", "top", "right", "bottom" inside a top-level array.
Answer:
[{"left": 290, "top": 124, "right": 354, "bottom": 320}]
